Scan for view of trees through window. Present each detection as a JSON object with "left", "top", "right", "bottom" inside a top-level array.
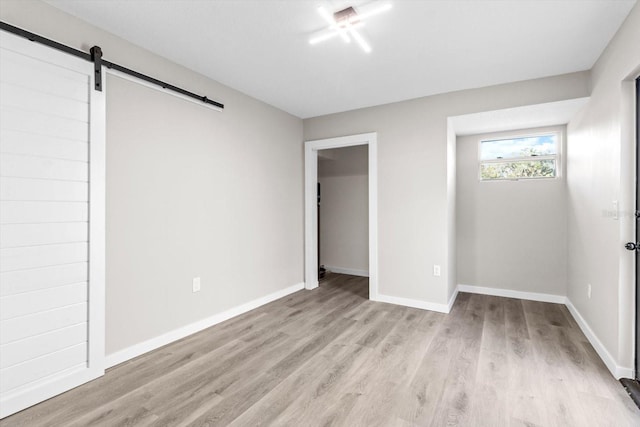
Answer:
[{"left": 479, "top": 134, "right": 558, "bottom": 180}]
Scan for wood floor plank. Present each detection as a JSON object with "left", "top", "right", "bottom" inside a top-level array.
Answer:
[
  {"left": 338, "top": 319, "right": 436, "bottom": 426},
  {"left": 227, "top": 342, "right": 363, "bottom": 426},
  {"left": 504, "top": 297, "right": 530, "bottom": 340},
  {"left": 294, "top": 309, "right": 428, "bottom": 426},
  {"left": 396, "top": 291, "right": 472, "bottom": 426},
  {"left": 185, "top": 315, "right": 356, "bottom": 426},
  {"left": 469, "top": 296, "right": 508, "bottom": 427},
  {"left": 3, "top": 276, "right": 639, "bottom": 427},
  {"left": 255, "top": 343, "right": 372, "bottom": 427},
  {"left": 428, "top": 294, "right": 486, "bottom": 426}
]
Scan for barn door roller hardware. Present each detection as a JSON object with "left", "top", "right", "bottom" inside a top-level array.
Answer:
[
  {"left": 90, "top": 46, "right": 103, "bottom": 91},
  {"left": 0, "top": 21, "right": 224, "bottom": 109}
]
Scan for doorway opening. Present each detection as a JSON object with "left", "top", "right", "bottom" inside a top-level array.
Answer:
[
  {"left": 317, "top": 144, "right": 369, "bottom": 284},
  {"left": 304, "top": 133, "right": 378, "bottom": 300}
]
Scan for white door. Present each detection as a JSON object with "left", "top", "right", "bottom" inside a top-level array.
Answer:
[{"left": 0, "top": 30, "right": 105, "bottom": 418}]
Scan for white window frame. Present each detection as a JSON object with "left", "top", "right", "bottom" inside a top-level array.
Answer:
[{"left": 478, "top": 130, "right": 562, "bottom": 181}]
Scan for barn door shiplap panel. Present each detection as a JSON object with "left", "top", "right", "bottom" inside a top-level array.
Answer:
[{"left": 0, "top": 30, "right": 105, "bottom": 418}]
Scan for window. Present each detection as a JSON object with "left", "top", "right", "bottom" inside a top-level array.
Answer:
[{"left": 479, "top": 133, "right": 559, "bottom": 180}]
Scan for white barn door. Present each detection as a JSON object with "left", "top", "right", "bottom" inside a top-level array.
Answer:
[{"left": 0, "top": 30, "right": 105, "bottom": 418}]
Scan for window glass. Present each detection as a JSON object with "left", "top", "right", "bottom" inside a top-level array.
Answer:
[
  {"left": 479, "top": 133, "right": 558, "bottom": 180},
  {"left": 480, "top": 134, "right": 557, "bottom": 160}
]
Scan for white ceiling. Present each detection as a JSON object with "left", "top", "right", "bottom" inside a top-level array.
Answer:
[{"left": 45, "top": 0, "right": 636, "bottom": 119}]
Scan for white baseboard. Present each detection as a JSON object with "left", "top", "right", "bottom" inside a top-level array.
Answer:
[
  {"left": 104, "top": 279, "right": 631, "bottom": 381},
  {"left": 376, "top": 293, "right": 452, "bottom": 314},
  {"left": 457, "top": 284, "right": 567, "bottom": 304},
  {"left": 447, "top": 286, "right": 459, "bottom": 312},
  {"left": 565, "top": 299, "right": 633, "bottom": 379},
  {"left": 105, "top": 282, "right": 305, "bottom": 368},
  {"left": 305, "top": 281, "right": 319, "bottom": 290},
  {"left": 325, "top": 266, "right": 369, "bottom": 277}
]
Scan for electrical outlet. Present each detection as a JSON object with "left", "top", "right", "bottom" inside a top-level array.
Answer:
[
  {"left": 433, "top": 265, "right": 441, "bottom": 277},
  {"left": 587, "top": 283, "right": 591, "bottom": 299},
  {"left": 192, "top": 277, "right": 201, "bottom": 293}
]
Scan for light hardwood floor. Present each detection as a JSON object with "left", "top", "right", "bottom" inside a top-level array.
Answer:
[{"left": 2, "top": 273, "right": 639, "bottom": 426}]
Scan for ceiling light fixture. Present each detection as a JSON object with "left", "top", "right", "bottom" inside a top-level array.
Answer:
[{"left": 309, "top": 2, "right": 392, "bottom": 53}]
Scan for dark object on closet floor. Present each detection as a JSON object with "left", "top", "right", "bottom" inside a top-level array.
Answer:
[{"left": 318, "top": 265, "right": 326, "bottom": 279}]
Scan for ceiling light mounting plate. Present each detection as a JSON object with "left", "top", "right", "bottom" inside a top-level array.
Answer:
[
  {"left": 334, "top": 6, "right": 359, "bottom": 26},
  {"left": 309, "top": 1, "right": 392, "bottom": 53}
]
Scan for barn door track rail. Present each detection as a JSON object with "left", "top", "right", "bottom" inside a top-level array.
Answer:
[{"left": 0, "top": 21, "right": 224, "bottom": 110}]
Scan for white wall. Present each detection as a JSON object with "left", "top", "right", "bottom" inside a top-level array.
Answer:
[
  {"left": 304, "top": 72, "right": 589, "bottom": 309},
  {"left": 566, "top": 3, "right": 640, "bottom": 373},
  {"left": 318, "top": 146, "right": 369, "bottom": 275},
  {"left": 0, "top": 0, "right": 304, "bottom": 357},
  {"left": 456, "top": 126, "right": 567, "bottom": 296}
]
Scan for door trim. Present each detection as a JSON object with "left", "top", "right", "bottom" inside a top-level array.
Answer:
[
  {"left": 620, "top": 68, "right": 640, "bottom": 380},
  {"left": 636, "top": 76, "right": 640, "bottom": 380},
  {"left": 304, "top": 132, "right": 378, "bottom": 300}
]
